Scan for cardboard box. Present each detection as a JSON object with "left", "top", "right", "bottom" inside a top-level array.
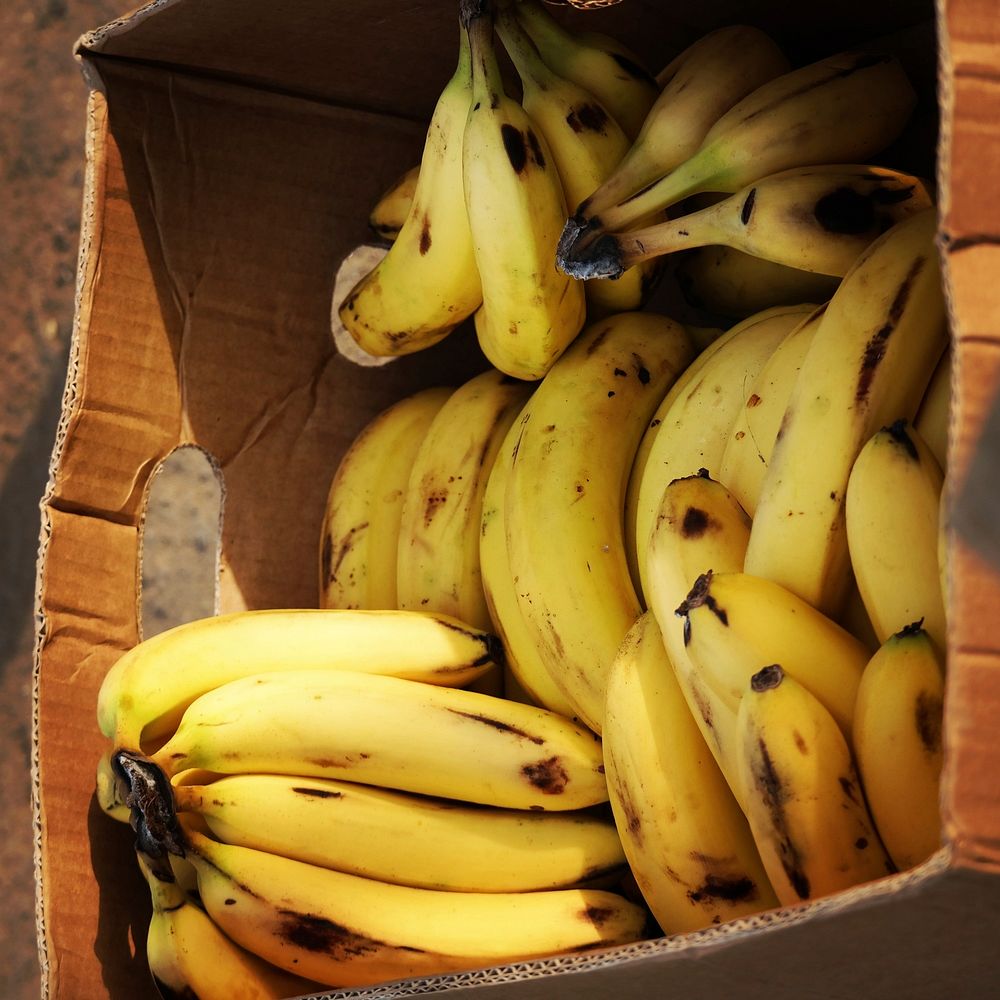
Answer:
[{"left": 32, "top": 0, "right": 1000, "bottom": 996}]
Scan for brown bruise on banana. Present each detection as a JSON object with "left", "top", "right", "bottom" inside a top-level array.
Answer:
[
  {"left": 446, "top": 708, "right": 545, "bottom": 744},
  {"left": 327, "top": 521, "right": 369, "bottom": 591},
  {"left": 566, "top": 103, "right": 609, "bottom": 135},
  {"left": 740, "top": 188, "right": 757, "bottom": 225},
  {"left": 419, "top": 215, "right": 432, "bottom": 256},
  {"left": 500, "top": 123, "right": 546, "bottom": 175},
  {"left": 886, "top": 418, "right": 920, "bottom": 460},
  {"left": 681, "top": 506, "right": 715, "bottom": 539},
  {"left": 611, "top": 772, "right": 644, "bottom": 847},
  {"left": 276, "top": 909, "right": 415, "bottom": 959},
  {"left": 422, "top": 489, "right": 449, "bottom": 527},
  {"left": 685, "top": 861, "right": 759, "bottom": 907},
  {"left": 855, "top": 255, "right": 926, "bottom": 404},
  {"left": 292, "top": 786, "right": 343, "bottom": 799},
  {"left": 915, "top": 690, "right": 944, "bottom": 754},
  {"left": 521, "top": 755, "right": 570, "bottom": 795}
]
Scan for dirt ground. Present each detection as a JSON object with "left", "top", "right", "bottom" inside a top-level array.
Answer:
[{"left": 1, "top": 2, "right": 219, "bottom": 996}]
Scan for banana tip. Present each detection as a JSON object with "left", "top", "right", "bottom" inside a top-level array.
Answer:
[{"left": 556, "top": 222, "right": 625, "bottom": 281}]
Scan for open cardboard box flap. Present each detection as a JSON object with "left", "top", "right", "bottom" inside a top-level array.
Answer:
[{"left": 33, "top": 0, "right": 1000, "bottom": 997}]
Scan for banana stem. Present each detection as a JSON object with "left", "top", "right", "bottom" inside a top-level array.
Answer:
[
  {"left": 559, "top": 196, "right": 730, "bottom": 279},
  {"left": 516, "top": 0, "right": 576, "bottom": 59},
  {"left": 466, "top": 4, "right": 503, "bottom": 105},
  {"left": 495, "top": 3, "right": 553, "bottom": 93}
]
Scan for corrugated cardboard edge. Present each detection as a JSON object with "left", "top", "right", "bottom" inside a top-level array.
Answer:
[{"left": 31, "top": 87, "right": 111, "bottom": 1000}]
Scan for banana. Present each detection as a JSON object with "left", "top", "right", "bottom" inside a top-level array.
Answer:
[
  {"left": 685, "top": 323, "right": 726, "bottom": 353},
  {"left": 736, "top": 665, "right": 894, "bottom": 906},
  {"left": 914, "top": 347, "right": 952, "bottom": 471},
  {"left": 320, "top": 386, "right": 452, "bottom": 611},
  {"left": 368, "top": 164, "right": 420, "bottom": 243},
  {"left": 603, "top": 612, "right": 777, "bottom": 932},
  {"left": 852, "top": 623, "right": 945, "bottom": 871},
  {"left": 504, "top": 311, "right": 693, "bottom": 732},
  {"left": 138, "top": 852, "right": 317, "bottom": 1000},
  {"left": 396, "top": 369, "right": 532, "bottom": 632},
  {"left": 151, "top": 668, "right": 608, "bottom": 811},
  {"left": 643, "top": 471, "right": 752, "bottom": 807},
  {"left": 718, "top": 305, "right": 825, "bottom": 516},
  {"left": 514, "top": 0, "right": 658, "bottom": 140},
  {"left": 96, "top": 748, "right": 131, "bottom": 822},
  {"left": 338, "top": 26, "right": 482, "bottom": 357},
  {"left": 480, "top": 413, "right": 579, "bottom": 718},
  {"left": 675, "top": 246, "right": 840, "bottom": 320},
  {"left": 627, "top": 303, "right": 813, "bottom": 601},
  {"left": 563, "top": 165, "right": 933, "bottom": 281},
  {"left": 173, "top": 773, "right": 625, "bottom": 893},
  {"left": 578, "top": 26, "right": 789, "bottom": 221},
  {"left": 561, "top": 50, "right": 916, "bottom": 255},
  {"left": 98, "top": 609, "right": 499, "bottom": 752},
  {"left": 180, "top": 823, "right": 647, "bottom": 989},
  {"left": 845, "top": 420, "right": 947, "bottom": 652},
  {"left": 838, "top": 578, "right": 881, "bottom": 653},
  {"left": 496, "top": 5, "right": 653, "bottom": 314},
  {"left": 676, "top": 571, "right": 870, "bottom": 738},
  {"left": 462, "top": 2, "right": 585, "bottom": 381},
  {"left": 744, "top": 210, "right": 948, "bottom": 617}
]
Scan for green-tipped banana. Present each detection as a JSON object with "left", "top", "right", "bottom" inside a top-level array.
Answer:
[
  {"left": 564, "top": 165, "right": 933, "bottom": 280},
  {"left": 339, "top": 26, "right": 482, "bottom": 356}
]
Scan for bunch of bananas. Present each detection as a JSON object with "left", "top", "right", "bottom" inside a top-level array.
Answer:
[{"left": 95, "top": 1, "right": 955, "bottom": 995}]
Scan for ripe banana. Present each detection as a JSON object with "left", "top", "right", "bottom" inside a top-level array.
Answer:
[
  {"left": 845, "top": 420, "right": 947, "bottom": 652},
  {"left": 504, "top": 311, "right": 693, "bottom": 732},
  {"left": 718, "top": 305, "right": 825, "bottom": 516},
  {"left": 675, "top": 246, "right": 840, "bottom": 321},
  {"left": 578, "top": 26, "right": 789, "bottom": 221},
  {"left": 745, "top": 210, "right": 948, "bottom": 617},
  {"left": 736, "top": 665, "right": 894, "bottom": 906},
  {"left": 604, "top": 612, "right": 777, "bottom": 932},
  {"left": 338, "top": 25, "right": 482, "bottom": 357},
  {"left": 627, "top": 303, "right": 813, "bottom": 601},
  {"left": 676, "top": 571, "right": 870, "bottom": 738},
  {"left": 368, "top": 164, "right": 420, "bottom": 243},
  {"left": 396, "top": 369, "right": 532, "bottom": 632},
  {"left": 320, "top": 386, "right": 452, "bottom": 611},
  {"left": 151, "top": 668, "right": 608, "bottom": 811},
  {"left": 180, "top": 822, "right": 647, "bottom": 989},
  {"left": 98, "top": 609, "right": 499, "bottom": 752},
  {"left": 496, "top": 5, "right": 653, "bottom": 313},
  {"left": 563, "top": 165, "right": 933, "bottom": 281},
  {"left": 462, "top": 2, "right": 585, "bottom": 381},
  {"left": 480, "top": 414, "right": 579, "bottom": 718},
  {"left": 852, "top": 623, "right": 945, "bottom": 871},
  {"left": 173, "top": 773, "right": 625, "bottom": 893},
  {"left": 914, "top": 347, "right": 952, "bottom": 471},
  {"left": 643, "top": 471, "right": 752, "bottom": 807},
  {"left": 561, "top": 50, "right": 916, "bottom": 254},
  {"left": 138, "top": 852, "right": 317, "bottom": 1000},
  {"left": 515, "top": 0, "right": 658, "bottom": 140}
]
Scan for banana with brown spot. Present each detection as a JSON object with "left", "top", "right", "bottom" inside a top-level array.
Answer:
[
  {"left": 736, "top": 665, "right": 893, "bottom": 906},
  {"left": 151, "top": 668, "right": 608, "bottom": 811},
  {"left": 178, "top": 822, "right": 646, "bottom": 989},
  {"left": 604, "top": 612, "right": 777, "bottom": 932}
]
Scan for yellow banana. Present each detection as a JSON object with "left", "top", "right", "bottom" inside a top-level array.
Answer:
[
  {"left": 736, "top": 665, "right": 894, "bottom": 906},
  {"left": 96, "top": 748, "right": 131, "bottom": 823},
  {"left": 579, "top": 25, "right": 789, "bottom": 220},
  {"left": 676, "top": 571, "right": 869, "bottom": 738},
  {"left": 151, "top": 668, "right": 608, "bottom": 811},
  {"left": 504, "top": 311, "right": 694, "bottom": 732},
  {"left": 368, "top": 163, "right": 420, "bottom": 243},
  {"left": 718, "top": 305, "right": 824, "bottom": 516},
  {"left": 643, "top": 471, "right": 752, "bottom": 807},
  {"left": 604, "top": 612, "right": 777, "bottom": 932},
  {"left": 845, "top": 420, "right": 946, "bottom": 652},
  {"left": 675, "top": 246, "right": 840, "bottom": 320},
  {"left": 138, "top": 852, "right": 317, "bottom": 1000},
  {"left": 564, "top": 165, "right": 933, "bottom": 281},
  {"left": 515, "top": 0, "right": 658, "bottom": 140},
  {"left": 628, "top": 303, "right": 813, "bottom": 601},
  {"left": 496, "top": 5, "right": 654, "bottom": 313},
  {"left": 463, "top": 3, "right": 585, "bottom": 381},
  {"left": 339, "top": 26, "right": 482, "bottom": 356},
  {"left": 173, "top": 773, "right": 625, "bottom": 893},
  {"left": 480, "top": 413, "right": 579, "bottom": 718},
  {"left": 914, "top": 347, "right": 952, "bottom": 471},
  {"left": 320, "top": 386, "right": 452, "bottom": 610},
  {"left": 852, "top": 623, "right": 945, "bottom": 871},
  {"left": 98, "top": 609, "right": 499, "bottom": 752},
  {"left": 396, "top": 369, "right": 532, "bottom": 632},
  {"left": 180, "top": 823, "right": 646, "bottom": 989},
  {"left": 745, "top": 209, "right": 948, "bottom": 616},
  {"left": 562, "top": 50, "right": 916, "bottom": 253}
]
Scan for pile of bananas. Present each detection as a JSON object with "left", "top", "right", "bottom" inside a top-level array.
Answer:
[{"left": 95, "top": 0, "right": 952, "bottom": 996}]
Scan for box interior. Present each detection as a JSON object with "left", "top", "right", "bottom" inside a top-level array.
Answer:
[{"left": 34, "top": 0, "right": 1000, "bottom": 997}]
